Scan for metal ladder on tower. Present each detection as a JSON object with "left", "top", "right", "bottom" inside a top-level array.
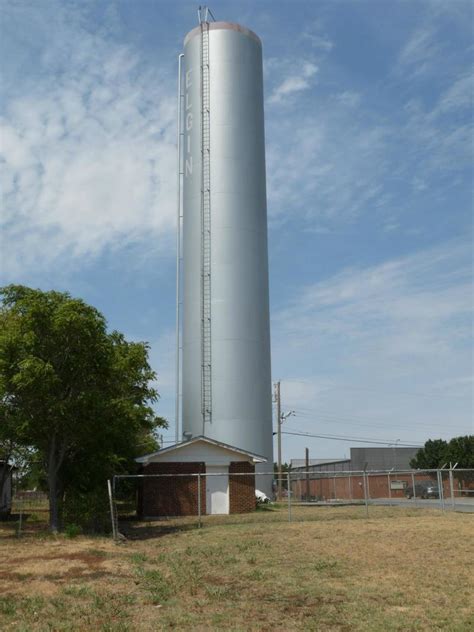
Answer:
[{"left": 200, "top": 19, "right": 212, "bottom": 431}]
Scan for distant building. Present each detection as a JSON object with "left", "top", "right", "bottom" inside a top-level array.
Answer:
[
  {"left": 290, "top": 458, "right": 351, "bottom": 471},
  {"left": 290, "top": 446, "right": 426, "bottom": 501},
  {"left": 291, "top": 446, "right": 420, "bottom": 473}
]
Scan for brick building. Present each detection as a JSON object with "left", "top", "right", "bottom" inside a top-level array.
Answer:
[{"left": 136, "top": 436, "right": 266, "bottom": 517}]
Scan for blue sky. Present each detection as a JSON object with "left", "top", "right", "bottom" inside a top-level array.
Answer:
[{"left": 1, "top": 0, "right": 472, "bottom": 462}]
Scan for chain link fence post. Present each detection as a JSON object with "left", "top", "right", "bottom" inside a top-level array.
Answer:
[
  {"left": 449, "top": 466, "right": 455, "bottom": 511},
  {"left": 412, "top": 472, "right": 418, "bottom": 507},
  {"left": 107, "top": 479, "right": 117, "bottom": 541},
  {"left": 287, "top": 472, "right": 292, "bottom": 522},
  {"left": 198, "top": 473, "right": 202, "bottom": 528},
  {"left": 436, "top": 469, "right": 444, "bottom": 512},
  {"left": 16, "top": 501, "right": 23, "bottom": 538},
  {"left": 363, "top": 467, "right": 369, "bottom": 518}
]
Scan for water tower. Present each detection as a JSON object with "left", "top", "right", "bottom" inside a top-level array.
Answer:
[{"left": 176, "top": 10, "right": 273, "bottom": 487}]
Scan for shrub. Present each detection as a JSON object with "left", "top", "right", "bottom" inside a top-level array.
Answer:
[
  {"left": 64, "top": 523, "right": 82, "bottom": 538},
  {"left": 62, "top": 488, "right": 111, "bottom": 534}
]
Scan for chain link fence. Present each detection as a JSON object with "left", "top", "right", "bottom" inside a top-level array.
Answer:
[
  {"left": 1, "top": 490, "right": 49, "bottom": 536},
  {"left": 290, "top": 467, "right": 474, "bottom": 511},
  {"left": 3, "top": 468, "right": 472, "bottom": 539},
  {"left": 108, "top": 467, "right": 474, "bottom": 539}
]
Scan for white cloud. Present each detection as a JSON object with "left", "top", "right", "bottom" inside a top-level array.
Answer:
[
  {"left": 276, "top": 241, "right": 471, "bottom": 348},
  {"left": 266, "top": 108, "right": 389, "bottom": 222},
  {"left": 435, "top": 73, "right": 473, "bottom": 115},
  {"left": 304, "top": 33, "right": 334, "bottom": 52},
  {"left": 0, "top": 2, "right": 176, "bottom": 279},
  {"left": 335, "top": 91, "right": 361, "bottom": 107},
  {"left": 272, "top": 241, "right": 473, "bottom": 452},
  {"left": 265, "top": 59, "right": 471, "bottom": 226},
  {"left": 268, "top": 61, "right": 318, "bottom": 104},
  {"left": 397, "top": 25, "right": 440, "bottom": 76},
  {"left": 301, "top": 18, "right": 334, "bottom": 52}
]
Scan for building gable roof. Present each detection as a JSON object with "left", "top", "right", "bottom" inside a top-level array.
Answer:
[{"left": 136, "top": 436, "right": 267, "bottom": 464}]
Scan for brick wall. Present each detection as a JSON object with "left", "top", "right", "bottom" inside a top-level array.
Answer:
[
  {"left": 138, "top": 460, "right": 257, "bottom": 517},
  {"left": 138, "top": 462, "right": 206, "bottom": 517},
  {"left": 292, "top": 472, "right": 441, "bottom": 500},
  {"left": 229, "top": 461, "right": 256, "bottom": 513}
]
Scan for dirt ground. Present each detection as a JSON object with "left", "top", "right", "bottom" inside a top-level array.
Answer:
[{"left": 0, "top": 506, "right": 473, "bottom": 631}]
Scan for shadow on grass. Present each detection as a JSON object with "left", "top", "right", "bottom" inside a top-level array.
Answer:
[
  {"left": 119, "top": 520, "right": 200, "bottom": 540},
  {"left": 256, "top": 503, "right": 278, "bottom": 512},
  {"left": 0, "top": 513, "right": 51, "bottom": 537}
]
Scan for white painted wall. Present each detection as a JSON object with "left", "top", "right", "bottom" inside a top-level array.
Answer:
[{"left": 146, "top": 441, "right": 251, "bottom": 465}]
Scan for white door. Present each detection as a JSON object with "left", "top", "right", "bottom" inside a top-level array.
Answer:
[{"left": 206, "top": 466, "right": 229, "bottom": 515}]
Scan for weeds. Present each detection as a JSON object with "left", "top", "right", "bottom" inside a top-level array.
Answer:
[
  {"left": 313, "top": 559, "right": 339, "bottom": 572},
  {"left": 0, "top": 597, "right": 16, "bottom": 616},
  {"left": 62, "top": 585, "right": 94, "bottom": 598},
  {"left": 64, "top": 523, "right": 82, "bottom": 538},
  {"left": 130, "top": 552, "right": 147, "bottom": 564},
  {"left": 137, "top": 568, "right": 171, "bottom": 604},
  {"left": 0, "top": 507, "right": 472, "bottom": 631}
]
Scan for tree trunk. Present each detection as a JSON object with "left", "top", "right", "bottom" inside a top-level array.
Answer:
[
  {"left": 47, "top": 434, "right": 66, "bottom": 533},
  {"left": 0, "top": 465, "right": 9, "bottom": 508},
  {"left": 0, "top": 445, "right": 13, "bottom": 509},
  {"left": 48, "top": 466, "right": 60, "bottom": 533}
]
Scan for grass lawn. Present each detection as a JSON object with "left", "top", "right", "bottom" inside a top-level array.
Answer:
[{"left": 0, "top": 506, "right": 473, "bottom": 631}]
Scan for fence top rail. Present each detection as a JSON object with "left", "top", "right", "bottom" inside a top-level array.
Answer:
[
  {"left": 291, "top": 468, "right": 473, "bottom": 475},
  {"left": 114, "top": 472, "right": 268, "bottom": 479},
  {"left": 113, "top": 467, "right": 473, "bottom": 481}
]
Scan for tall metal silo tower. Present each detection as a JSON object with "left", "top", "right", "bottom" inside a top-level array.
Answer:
[{"left": 176, "top": 11, "right": 273, "bottom": 483}]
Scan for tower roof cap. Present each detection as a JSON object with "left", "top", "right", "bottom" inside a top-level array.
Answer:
[{"left": 184, "top": 22, "right": 261, "bottom": 47}]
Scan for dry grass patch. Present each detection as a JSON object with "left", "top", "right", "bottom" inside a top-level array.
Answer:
[{"left": 0, "top": 506, "right": 473, "bottom": 631}]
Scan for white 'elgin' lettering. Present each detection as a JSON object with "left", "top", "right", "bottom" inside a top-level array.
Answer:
[
  {"left": 185, "top": 69, "right": 192, "bottom": 89},
  {"left": 185, "top": 156, "right": 193, "bottom": 177},
  {"left": 185, "top": 68, "right": 193, "bottom": 177}
]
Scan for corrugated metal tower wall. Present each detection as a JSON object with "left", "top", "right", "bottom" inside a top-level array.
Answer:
[{"left": 179, "top": 21, "right": 273, "bottom": 481}]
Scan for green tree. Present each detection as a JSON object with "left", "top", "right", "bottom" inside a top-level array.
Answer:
[
  {"left": 410, "top": 436, "right": 474, "bottom": 470},
  {"left": 410, "top": 439, "right": 448, "bottom": 469},
  {"left": 0, "top": 368, "right": 33, "bottom": 501},
  {"left": 445, "top": 436, "right": 474, "bottom": 468},
  {"left": 0, "top": 285, "right": 166, "bottom": 532}
]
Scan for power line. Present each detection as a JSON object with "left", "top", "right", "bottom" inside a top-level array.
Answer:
[
  {"left": 286, "top": 404, "right": 464, "bottom": 430},
  {"left": 280, "top": 379, "right": 466, "bottom": 400},
  {"left": 281, "top": 429, "right": 422, "bottom": 447},
  {"left": 288, "top": 409, "right": 458, "bottom": 432},
  {"left": 291, "top": 406, "right": 441, "bottom": 427}
]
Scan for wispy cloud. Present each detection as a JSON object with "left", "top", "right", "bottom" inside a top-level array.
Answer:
[
  {"left": 266, "top": 110, "right": 389, "bottom": 222},
  {"left": 301, "top": 18, "right": 334, "bottom": 52},
  {"left": 0, "top": 2, "right": 176, "bottom": 280},
  {"left": 276, "top": 241, "right": 471, "bottom": 352},
  {"left": 397, "top": 25, "right": 440, "bottom": 76},
  {"left": 265, "top": 59, "right": 471, "bottom": 226},
  {"left": 335, "top": 91, "right": 361, "bottom": 107},
  {"left": 435, "top": 73, "right": 473, "bottom": 115},
  {"left": 303, "top": 32, "right": 334, "bottom": 52},
  {"left": 272, "top": 240, "right": 473, "bottom": 443},
  {"left": 268, "top": 61, "right": 318, "bottom": 104}
]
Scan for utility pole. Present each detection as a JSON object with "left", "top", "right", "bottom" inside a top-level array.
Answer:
[
  {"left": 274, "top": 381, "right": 295, "bottom": 501},
  {"left": 305, "top": 447, "right": 310, "bottom": 501},
  {"left": 275, "top": 381, "right": 282, "bottom": 500}
]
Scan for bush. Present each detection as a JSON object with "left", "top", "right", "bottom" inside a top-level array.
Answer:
[
  {"left": 64, "top": 523, "right": 82, "bottom": 538},
  {"left": 62, "top": 487, "right": 111, "bottom": 534}
]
